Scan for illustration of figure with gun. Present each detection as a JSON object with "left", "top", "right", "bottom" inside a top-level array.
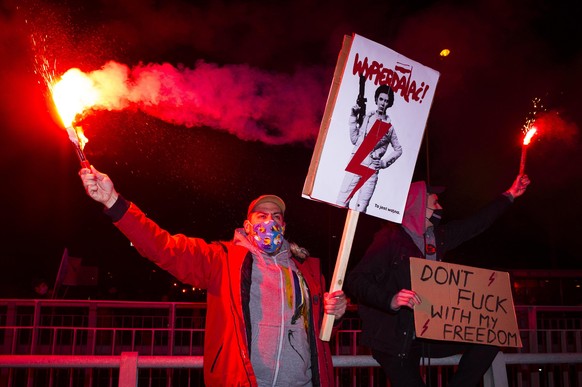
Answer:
[{"left": 336, "top": 78, "right": 403, "bottom": 212}]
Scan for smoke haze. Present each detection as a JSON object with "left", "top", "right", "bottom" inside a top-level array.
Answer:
[{"left": 55, "top": 60, "right": 327, "bottom": 144}]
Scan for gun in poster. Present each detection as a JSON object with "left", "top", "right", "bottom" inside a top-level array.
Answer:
[
  {"left": 355, "top": 74, "right": 367, "bottom": 126},
  {"left": 303, "top": 34, "right": 440, "bottom": 340}
]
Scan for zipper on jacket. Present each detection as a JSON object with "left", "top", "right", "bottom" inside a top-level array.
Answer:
[{"left": 271, "top": 255, "right": 285, "bottom": 386}]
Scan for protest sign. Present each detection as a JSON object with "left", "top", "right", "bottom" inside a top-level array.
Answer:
[
  {"left": 303, "top": 33, "right": 440, "bottom": 222},
  {"left": 410, "top": 257, "right": 522, "bottom": 348},
  {"left": 308, "top": 33, "right": 440, "bottom": 340}
]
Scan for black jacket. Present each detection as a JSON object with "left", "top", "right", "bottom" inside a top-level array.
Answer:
[{"left": 345, "top": 190, "right": 513, "bottom": 357}]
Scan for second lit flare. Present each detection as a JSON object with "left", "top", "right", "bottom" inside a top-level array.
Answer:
[{"left": 519, "top": 127, "right": 537, "bottom": 175}]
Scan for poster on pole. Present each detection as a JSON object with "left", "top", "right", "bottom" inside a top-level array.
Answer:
[
  {"left": 302, "top": 34, "right": 440, "bottom": 222},
  {"left": 410, "top": 257, "right": 522, "bottom": 348}
]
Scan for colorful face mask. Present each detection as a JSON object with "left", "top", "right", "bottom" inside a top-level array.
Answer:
[{"left": 251, "top": 220, "right": 285, "bottom": 254}]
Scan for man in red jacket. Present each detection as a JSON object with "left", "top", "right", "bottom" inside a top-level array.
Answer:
[{"left": 80, "top": 165, "right": 346, "bottom": 386}]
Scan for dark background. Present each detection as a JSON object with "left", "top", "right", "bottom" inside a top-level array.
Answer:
[{"left": 1, "top": 0, "right": 581, "bottom": 300}]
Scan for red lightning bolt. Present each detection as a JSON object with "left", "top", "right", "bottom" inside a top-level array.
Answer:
[
  {"left": 344, "top": 120, "right": 392, "bottom": 202},
  {"left": 488, "top": 272, "right": 496, "bottom": 286},
  {"left": 421, "top": 318, "right": 430, "bottom": 336}
]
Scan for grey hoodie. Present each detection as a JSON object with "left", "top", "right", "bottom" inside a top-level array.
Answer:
[{"left": 234, "top": 229, "right": 313, "bottom": 386}]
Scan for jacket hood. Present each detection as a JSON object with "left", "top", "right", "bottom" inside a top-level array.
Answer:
[{"left": 402, "top": 181, "right": 428, "bottom": 237}]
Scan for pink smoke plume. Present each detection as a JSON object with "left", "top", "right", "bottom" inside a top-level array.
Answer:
[
  {"left": 532, "top": 110, "right": 579, "bottom": 143},
  {"left": 59, "top": 61, "right": 328, "bottom": 145}
]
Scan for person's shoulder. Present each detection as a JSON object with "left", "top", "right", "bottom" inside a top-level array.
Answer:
[
  {"left": 210, "top": 240, "right": 240, "bottom": 254},
  {"left": 374, "top": 222, "right": 402, "bottom": 238},
  {"left": 289, "top": 257, "right": 320, "bottom": 283},
  {"left": 364, "top": 222, "right": 404, "bottom": 253},
  {"left": 292, "top": 254, "right": 321, "bottom": 266},
  {"left": 303, "top": 255, "right": 321, "bottom": 264}
]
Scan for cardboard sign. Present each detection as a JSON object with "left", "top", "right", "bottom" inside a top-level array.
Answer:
[
  {"left": 410, "top": 257, "right": 522, "bottom": 348},
  {"left": 302, "top": 34, "right": 440, "bottom": 222}
]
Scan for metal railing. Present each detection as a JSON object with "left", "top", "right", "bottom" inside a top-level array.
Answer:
[
  {"left": 1, "top": 299, "right": 581, "bottom": 386},
  {"left": 2, "top": 352, "right": 582, "bottom": 387}
]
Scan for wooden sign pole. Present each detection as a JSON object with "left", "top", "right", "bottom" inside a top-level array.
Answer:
[{"left": 319, "top": 208, "right": 360, "bottom": 341}]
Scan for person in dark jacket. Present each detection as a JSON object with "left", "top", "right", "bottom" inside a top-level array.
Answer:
[
  {"left": 79, "top": 165, "right": 347, "bottom": 387},
  {"left": 345, "top": 174, "right": 530, "bottom": 387}
]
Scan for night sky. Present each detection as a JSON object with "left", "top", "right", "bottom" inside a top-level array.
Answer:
[{"left": 1, "top": 0, "right": 581, "bottom": 299}]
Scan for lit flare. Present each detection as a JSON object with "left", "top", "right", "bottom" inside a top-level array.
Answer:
[
  {"left": 519, "top": 127, "right": 537, "bottom": 175},
  {"left": 49, "top": 68, "right": 99, "bottom": 168},
  {"left": 522, "top": 127, "right": 537, "bottom": 145}
]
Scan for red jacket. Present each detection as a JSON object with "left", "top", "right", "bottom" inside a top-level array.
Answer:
[{"left": 113, "top": 201, "right": 335, "bottom": 386}]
